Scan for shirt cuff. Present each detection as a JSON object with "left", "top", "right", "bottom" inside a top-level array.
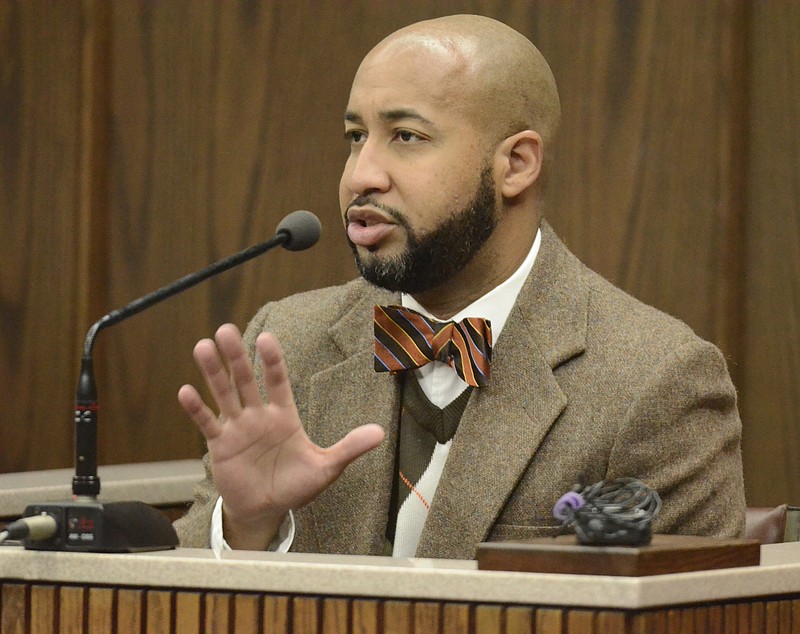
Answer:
[{"left": 210, "top": 496, "right": 295, "bottom": 554}]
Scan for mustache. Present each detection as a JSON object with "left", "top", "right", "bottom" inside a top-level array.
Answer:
[{"left": 346, "top": 196, "right": 409, "bottom": 228}]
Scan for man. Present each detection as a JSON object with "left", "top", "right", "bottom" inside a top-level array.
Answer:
[{"left": 174, "top": 15, "right": 745, "bottom": 559}]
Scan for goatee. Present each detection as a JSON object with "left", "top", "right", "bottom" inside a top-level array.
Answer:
[{"left": 346, "top": 165, "right": 497, "bottom": 294}]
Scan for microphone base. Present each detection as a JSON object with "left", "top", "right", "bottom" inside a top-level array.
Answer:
[{"left": 22, "top": 500, "right": 179, "bottom": 553}]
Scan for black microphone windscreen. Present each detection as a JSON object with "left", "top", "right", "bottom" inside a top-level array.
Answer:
[{"left": 276, "top": 210, "right": 322, "bottom": 251}]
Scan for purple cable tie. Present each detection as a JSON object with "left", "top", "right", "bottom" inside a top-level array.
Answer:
[{"left": 553, "top": 491, "right": 585, "bottom": 521}]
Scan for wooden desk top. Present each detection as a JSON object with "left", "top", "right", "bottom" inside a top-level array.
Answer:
[
  {"left": 3, "top": 463, "right": 799, "bottom": 612},
  {"left": 2, "top": 541, "right": 800, "bottom": 610}
]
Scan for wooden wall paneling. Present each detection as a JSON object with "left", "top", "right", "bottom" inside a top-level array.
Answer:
[
  {"left": 116, "top": 588, "right": 143, "bottom": 632},
  {"left": 292, "top": 595, "right": 320, "bottom": 632},
  {"left": 595, "top": 610, "right": 627, "bottom": 634},
  {"left": 443, "top": 602, "right": 471, "bottom": 633},
  {"left": 725, "top": 601, "right": 751, "bottom": 632},
  {"left": 262, "top": 594, "right": 290, "bottom": 633},
  {"left": 76, "top": 0, "right": 112, "bottom": 355},
  {"left": 0, "top": 2, "right": 85, "bottom": 473},
  {"left": 204, "top": 591, "right": 232, "bottom": 632},
  {"left": 321, "top": 597, "right": 349, "bottom": 633},
  {"left": 16, "top": 580, "right": 800, "bottom": 634},
  {"left": 233, "top": 593, "right": 261, "bottom": 633},
  {"left": 87, "top": 587, "right": 115, "bottom": 633},
  {"left": 691, "top": 605, "right": 709, "bottom": 633},
  {"left": 59, "top": 585, "right": 86, "bottom": 632},
  {"left": 413, "top": 601, "right": 441, "bottom": 632},
  {"left": 29, "top": 584, "right": 56, "bottom": 633},
  {"left": 383, "top": 599, "right": 413, "bottom": 634},
  {"left": 145, "top": 589, "right": 172, "bottom": 633},
  {"left": 566, "top": 609, "right": 596, "bottom": 633},
  {"left": 720, "top": 605, "right": 740, "bottom": 634},
  {"left": 665, "top": 607, "right": 692, "bottom": 632},
  {"left": 743, "top": 2, "right": 800, "bottom": 506},
  {"left": 351, "top": 599, "right": 379, "bottom": 634},
  {"left": 750, "top": 601, "right": 767, "bottom": 632},
  {"left": 629, "top": 609, "right": 666, "bottom": 634},
  {"left": 174, "top": 590, "right": 202, "bottom": 633},
  {"left": 103, "top": 1, "right": 222, "bottom": 466},
  {"left": 524, "top": 2, "right": 747, "bottom": 357},
  {"left": 0, "top": 583, "right": 28, "bottom": 633},
  {"left": 765, "top": 600, "right": 782, "bottom": 633},
  {"left": 535, "top": 607, "right": 563, "bottom": 634},
  {"left": 504, "top": 606, "right": 533, "bottom": 634},
  {"left": 714, "top": 1, "right": 750, "bottom": 392},
  {"left": 778, "top": 600, "right": 794, "bottom": 633},
  {"left": 706, "top": 605, "right": 724, "bottom": 633},
  {"left": 471, "top": 605, "right": 499, "bottom": 633}
]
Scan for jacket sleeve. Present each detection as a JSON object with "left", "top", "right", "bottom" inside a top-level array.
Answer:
[
  {"left": 606, "top": 338, "right": 746, "bottom": 538},
  {"left": 173, "top": 453, "right": 216, "bottom": 548}
]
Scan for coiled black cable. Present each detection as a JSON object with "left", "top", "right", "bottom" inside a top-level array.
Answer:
[{"left": 553, "top": 477, "right": 661, "bottom": 546}]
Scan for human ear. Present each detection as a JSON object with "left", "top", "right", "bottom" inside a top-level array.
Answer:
[{"left": 495, "top": 131, "right": 543, "bottom": 198}]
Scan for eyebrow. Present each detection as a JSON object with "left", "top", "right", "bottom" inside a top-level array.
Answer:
[{"left": 344, "top": 108, "right": 435, "bottom": 127}]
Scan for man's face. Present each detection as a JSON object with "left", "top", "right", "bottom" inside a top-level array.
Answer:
[{"left": 339, "top": 41, "right": 498, "bottom": 294}]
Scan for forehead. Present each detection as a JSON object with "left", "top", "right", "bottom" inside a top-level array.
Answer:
[{"left": 346, "top": 36, "right": 475, "bottom": 126}]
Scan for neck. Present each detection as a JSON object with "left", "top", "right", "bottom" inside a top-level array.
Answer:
[{"left": 410, "top": 225, "right": 537, "bottom": 320}]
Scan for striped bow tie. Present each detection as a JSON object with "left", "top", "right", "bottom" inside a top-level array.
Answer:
[{"left": 373, "top": 305, "right": 493, "bottom": 387}]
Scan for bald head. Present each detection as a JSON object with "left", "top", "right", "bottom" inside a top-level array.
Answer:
[
  {"left": 340, "top": 15, "right": 558, "bottom": 309},
  {"left": 361, "top": 15, "right": 561, "bottom": 152}
]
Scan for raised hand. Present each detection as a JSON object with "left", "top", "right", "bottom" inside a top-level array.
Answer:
[{"left": 178, "top": 323, "right": 385, "bottom": 549}]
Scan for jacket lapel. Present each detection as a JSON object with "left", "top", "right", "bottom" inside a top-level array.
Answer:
[
  {"left": 416, "top": 222, "right": 588, "bottom": 559},
  {"left": 299, "top": 286, "right": 401, "bottom": 555}
]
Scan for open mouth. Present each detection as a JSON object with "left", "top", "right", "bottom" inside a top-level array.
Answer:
[{"left": 346, "top": 210, "right": 396, "bottom": 248}]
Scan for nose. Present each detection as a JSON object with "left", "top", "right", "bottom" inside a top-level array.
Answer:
[{"left": 342, "top": 139, "right": 391, "bottom": 197}]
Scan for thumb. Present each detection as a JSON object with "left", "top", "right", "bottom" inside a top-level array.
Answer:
[{"left": 324, "top": 424, "right": 385, "bottom": 470}]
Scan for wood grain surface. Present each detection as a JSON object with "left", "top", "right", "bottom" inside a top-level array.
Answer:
[{"left": 3, "top": 580, "right": 799, "bottom": 633}]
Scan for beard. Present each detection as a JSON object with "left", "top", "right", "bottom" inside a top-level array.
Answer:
[{"left": 346, "top": 165, "right": 498, "bottom": 294}]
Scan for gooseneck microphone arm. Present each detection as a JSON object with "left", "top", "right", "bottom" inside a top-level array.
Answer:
[{"left": 71, "top": 210, "right": 322, "bottom": 497}]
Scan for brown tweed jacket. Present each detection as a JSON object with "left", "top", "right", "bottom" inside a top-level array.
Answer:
[{"left": 174, "top": 221, "right": 746, "bottom": 559}]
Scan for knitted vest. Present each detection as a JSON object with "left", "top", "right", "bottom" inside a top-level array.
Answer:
[{"left": 385, "top": 375, "right": 472, "bottom": 556}]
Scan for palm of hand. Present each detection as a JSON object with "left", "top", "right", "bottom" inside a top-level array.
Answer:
[
  {"left": 179, "top": 324, "right": 385, "bottom": 528},
  {"left": 207, "top": 399, "right": 337, "bottom": 519}
]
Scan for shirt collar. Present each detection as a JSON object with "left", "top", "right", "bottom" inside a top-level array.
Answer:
[{"left": 402, "top": 228, "right": 541, "bottom": 342}]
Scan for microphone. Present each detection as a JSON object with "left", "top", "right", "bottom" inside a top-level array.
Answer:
[
  {"left": 21, "top": 211, "right": 321, "bottom": 552},
  {"left": 277, "top": 209, "right": 322, "bottom": 251}
]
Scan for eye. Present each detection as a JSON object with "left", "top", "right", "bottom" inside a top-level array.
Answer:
[
  {"left": 394, "top": 129, "right": 424, "bottom": 143},
  {"left": 344, "top": 129, "right": 366, "bottom": 145}
]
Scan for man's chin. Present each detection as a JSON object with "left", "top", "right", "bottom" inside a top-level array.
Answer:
[
  {"left": 351, "top": 239, "right": 405, "bottom": 262},
  {"left": 354, "top": 252, "right": 394, "bottom": 276},
  {"left": 352, "top": 251, "right": 413, "bottom": 292}
]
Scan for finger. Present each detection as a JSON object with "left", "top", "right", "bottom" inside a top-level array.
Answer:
[
  {"left": 177, "top": 384, "right": 223, "bottom": 440},
  {"left": 325, "top": 423, "right": 385, "bottom": 471},
  {"left": 192, "top": 337, "right": 242, "bottom": 418},
  {"left": 255, "top": 333, "right": 297, "bottom": 411},
  {"left": 214, "top": 324, "right": 262, "bottom": 407}
]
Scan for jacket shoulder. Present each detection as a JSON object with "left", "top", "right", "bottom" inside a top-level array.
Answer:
[{"left": 246, "top": 279, "right": 384, "bottom": 332}]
